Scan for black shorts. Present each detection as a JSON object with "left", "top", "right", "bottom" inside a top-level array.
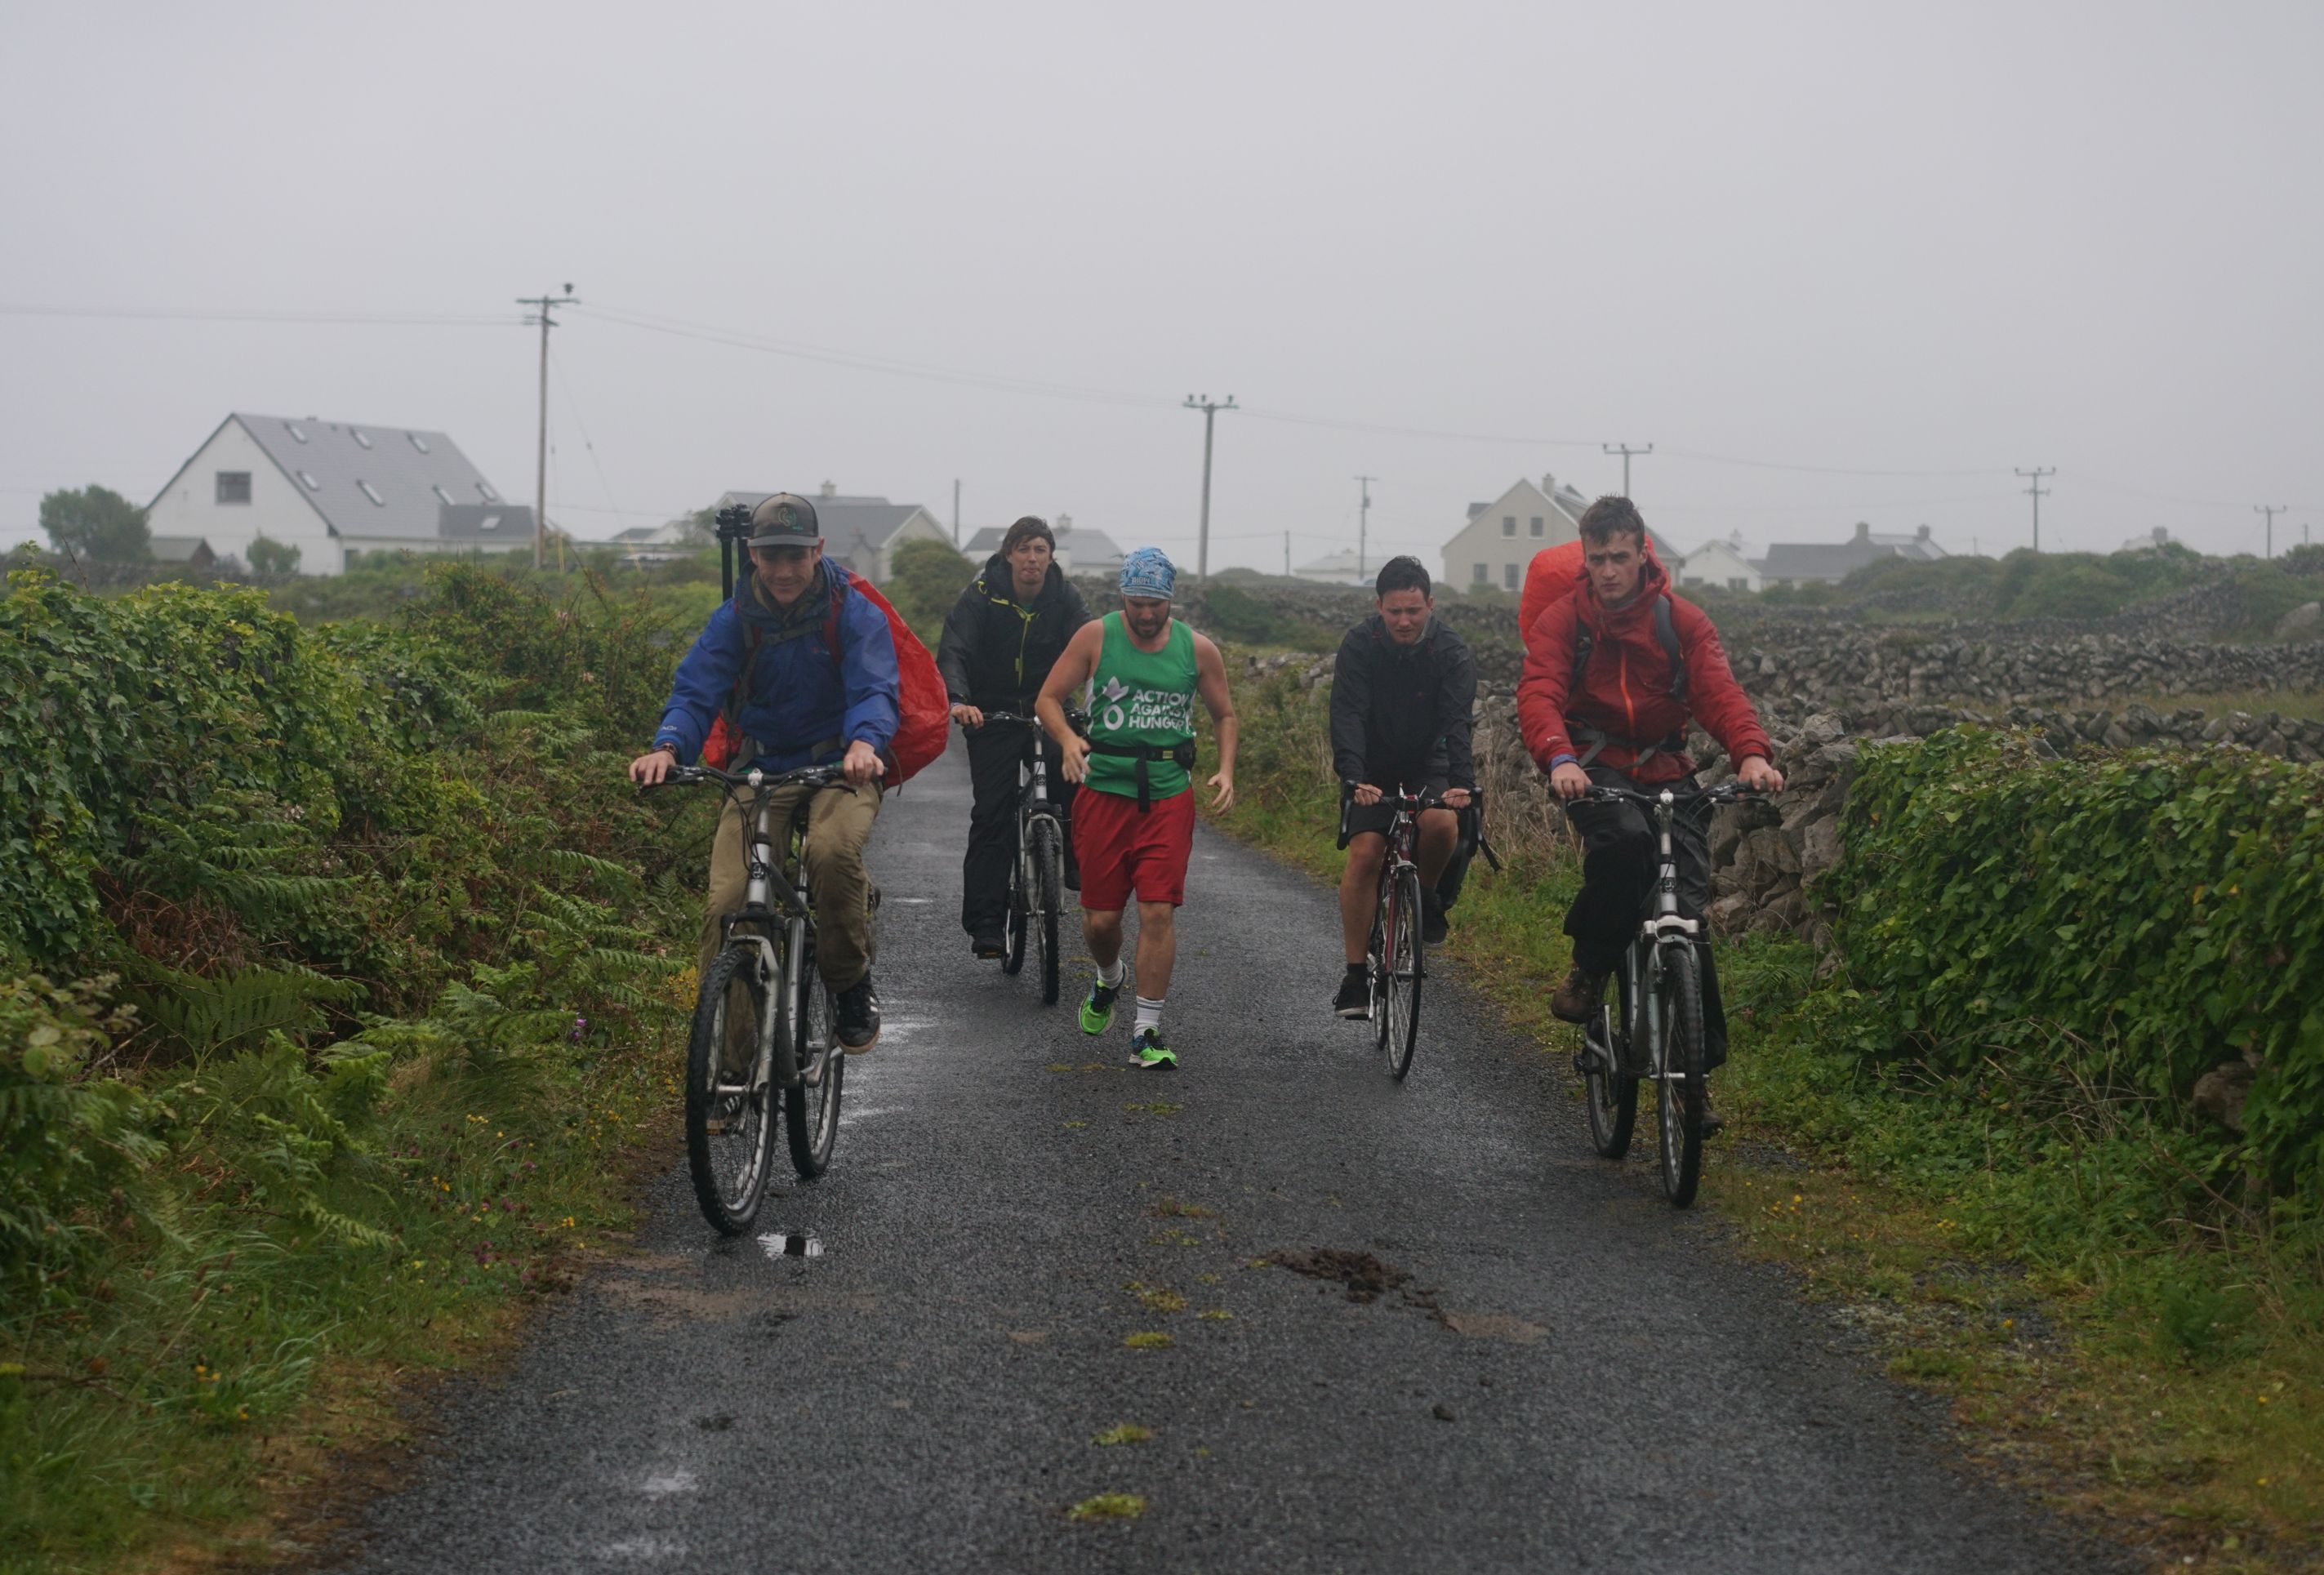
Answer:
[{"left": 1342, "top": 776, "right": 1449, "bottom": 842}]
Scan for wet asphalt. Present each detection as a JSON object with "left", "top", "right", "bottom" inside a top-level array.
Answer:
[{"left": 332, "top": 744, "right": 2130, "bottom": 1574}]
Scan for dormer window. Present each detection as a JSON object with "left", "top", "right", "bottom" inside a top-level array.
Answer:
[
  {"left": 358, "top": 480, "right": 385, "bottom": 506},
  {"left": 407, "top": 432, "right": 430, "bottom": 454},
  {"left": 350, "top": 428, "right": 372, "bottom": 449}
]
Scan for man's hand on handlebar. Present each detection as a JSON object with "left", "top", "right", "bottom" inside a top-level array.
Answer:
[
  {"left": 1550, "top": 763, "right": 1592, "bottom": 801},
  {"left": 630, "top": 747, "right": 677, "bottom": 786},
  {"left": 950, "top": 703, "right": 986, "bottom": 729},
  {"left": 1736, "top": 754, "right": 1786, "bottom": 794},
  {"left": 1351, "top": 781, "right": 1382, "bottom": 807},
  {"left": 1441, "top": 786, "right": 1472, "bottom": 810},
  {"left": 842, "top": 740, "right": 884, "bottom": 790}
]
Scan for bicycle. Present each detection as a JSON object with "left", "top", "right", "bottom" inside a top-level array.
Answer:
[
  {"left": 964, "top": 710, "right": 1084, "bottom": 1007},
  {"left": 1572, "top": 781, "right": 1755, "bottom": 1207},
  {"left": 1347, "top": 783, "right": 1443, "bottom": 1081},
  {"left": 653, "top": 762, "right": 853, "bottom": 1234}
]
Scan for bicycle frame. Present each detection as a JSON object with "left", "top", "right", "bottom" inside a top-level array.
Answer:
[{"left": 1616, "top": 790, "right": 1699, "bottom": 1083}]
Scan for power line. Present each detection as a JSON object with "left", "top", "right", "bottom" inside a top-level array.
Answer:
[
  {"left": 1602, "top": 441, "right": 1653, "bottom": 497},
  {"left": 1184, "top": 394, "right": 1237, "bottom": 583},
  {"left": 2015, "top": 466, "right": 2055, "bottom": 552},
  {"left": 519, "top": 285, "right": 579, "bottom": 570},
  {"left": 0, "top": 302, "right": 514, "bottom": 327},
  {"left": 548, "top": 343, "right": 639, "bottom": 532}
]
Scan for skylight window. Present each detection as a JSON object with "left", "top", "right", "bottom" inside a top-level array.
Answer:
[
  {"left": 476, "top": 482, "right": 499, "bottom": 503},
  {"left": 431, "top": 484, "right": 455, "bottom": 506},
  {"left": 358, "top": 480, "right": 384, "bottom": 506},
  {"left": 350, "top": 428, "right": 372, "bottom": 449},
  {"left": 479, "top": 514, "right": 501, "bottom": 532},
  {"left": 285, "top": 421, "right": 309, "bottom": 443},
  {"left": 407, "top": 433, "right": 431, "bottom": 454},
  {"left": 298, "top": 470, "right": 320, "bottom": 490}
]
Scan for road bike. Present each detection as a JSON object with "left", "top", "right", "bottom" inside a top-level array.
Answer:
[
  {"left": 964, "top": 710, "right": 1084, "bottom": 1007},
  {"left": 1572, "top": 781, "right": 1756, "bottom": 1207},
  {"left": 655, "top": 762, "right": 853, "bottom": 1234},
  {"left": 1351, "top": 785, "right": 1444, "bottom": 1081}
]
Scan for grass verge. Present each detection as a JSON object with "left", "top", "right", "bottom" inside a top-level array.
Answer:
[{"left": 1213, "top": 656, "right": 2323, "bottom": 1570}]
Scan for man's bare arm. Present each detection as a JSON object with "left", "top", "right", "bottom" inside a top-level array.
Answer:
[
  {"left": 1036, "top": 620, "right": 1103, "bottom": 782},
  {"left": 1192, "top": 631, "right": 1238, "bottom": 811}
]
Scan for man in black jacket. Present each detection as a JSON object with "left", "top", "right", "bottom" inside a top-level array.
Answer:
[
  {"left": 1329, "top": 556, "right": 1477, "bottom": 1018},
  {"left": 937, "top": 516, "right": 1095, "bottom": 957}
]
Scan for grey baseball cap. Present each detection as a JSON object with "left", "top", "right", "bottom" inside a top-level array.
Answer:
[{"left": 749, "top": 492, "right": 820, "bottom": 543}]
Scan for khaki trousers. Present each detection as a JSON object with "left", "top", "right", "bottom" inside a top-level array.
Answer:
[{"left": 699, "top": 781, "right": 883, "bottom": 992}]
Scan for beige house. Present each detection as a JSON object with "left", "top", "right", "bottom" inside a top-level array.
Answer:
[{"left": 1441, "top": 475, "right": 1590, "bottom": 593}]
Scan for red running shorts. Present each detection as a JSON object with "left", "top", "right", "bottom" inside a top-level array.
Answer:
[{"left": 1072, "top": 785, "right": 1195, "bottom": 910}]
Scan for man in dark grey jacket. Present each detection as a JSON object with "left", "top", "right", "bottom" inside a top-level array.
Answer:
[
  {"left": 1329, "top": 556, "right": 1476, "bottom": 1017},
  {"left": 937, "top": 516, "right": 1094, "bottom": 957}
]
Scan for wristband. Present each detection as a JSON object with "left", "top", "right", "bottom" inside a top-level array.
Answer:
[{"left": 1549, "top": 753, "right": 1578, "bottom": 769}]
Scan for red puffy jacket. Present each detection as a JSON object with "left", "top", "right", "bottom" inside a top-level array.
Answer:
[{"left": 1516, "top": 548, "right": 1773, "bottom": 785}]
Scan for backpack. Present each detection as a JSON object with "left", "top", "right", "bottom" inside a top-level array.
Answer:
[
  {"left": 701, "top": 575, "right": 951, "bottom": 786},
  {"left": 1569, "top": 594, "right": 1688, "bottom": 705}
]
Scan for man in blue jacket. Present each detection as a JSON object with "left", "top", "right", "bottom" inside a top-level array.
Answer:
[{"left": 629, "top": 492, "right": 899, "bottom": 1055}]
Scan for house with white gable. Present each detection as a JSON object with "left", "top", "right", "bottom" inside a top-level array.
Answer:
[
  {"left": 1441, "top": 474, "right": 1679, "bottom": 594},
  {"left": 964, "top": 513, "right": 1127, "bottom": 578},
  {"left": 145, "top": 413, "right": 532, "bottom": 576},
  {"left": 1676, "top": 529, "right": 1766, "bottom": 593}
]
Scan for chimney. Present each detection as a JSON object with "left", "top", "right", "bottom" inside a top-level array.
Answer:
[
  {"left": 819, "top": 480, "right": 836, "bottom": 499},
  {"left": 1542, "top": 473, "right": 1556, "bottom": 495},
  {"left": 1854, "top": 521, "right": 1871, "bottom": 542},
  {"left": 1055, "top": 512, "right": 1073, "bottom": 535},
  {"left": 1917, "top": 523, "right": 1930, "bottom": 541},
  {"left": 2153, "top": 527, "right": 2167, "bottom": 546}
]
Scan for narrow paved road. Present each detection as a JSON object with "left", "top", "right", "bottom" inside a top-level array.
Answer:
[{"left": 335, "top": 745, "right": 2124, "bottom": 1573}]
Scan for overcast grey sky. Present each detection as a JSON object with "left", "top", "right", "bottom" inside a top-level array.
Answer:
[{"left": 4, "top": 1, "right": 2317, "bottom": 570}]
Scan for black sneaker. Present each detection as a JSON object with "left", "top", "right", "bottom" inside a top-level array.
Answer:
[
  {"left": 969, "top": 931, "right": 1004, "bottom": 960},
  {"left": 1699, "top": 1086, "right": 1725, "bottom": 1137},
  {"left": 1063, "top": 847, "right": 1081, "bottom": 892},
  {"left": 835, "top": 975, "right": 880, "bottom": 1053},
  {"left": 1422, "top": 892, "right": 1449, "bottom": 947},
  {"left": 1333, "top": 968, "right": 1371, "bottom": 1020}
]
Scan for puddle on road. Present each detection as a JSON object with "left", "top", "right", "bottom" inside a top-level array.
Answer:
[
  {"left": 758, "top": 1231, "right": 823, "bottom": 1260},
  {"left": 639, "top": 1469, "right": 697, "bottom": 1498},
  {"left": 604, "top": 1535, "right": 687, "bottom": 1559}
]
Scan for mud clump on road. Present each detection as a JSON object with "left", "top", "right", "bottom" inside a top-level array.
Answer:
[{"left": 1266, "top": 1248, "right": 1412, "bottom": 1304}]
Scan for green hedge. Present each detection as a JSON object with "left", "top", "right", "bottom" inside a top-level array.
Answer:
[{"left": 1828, "top": 727, "right": 2324, "bottom": 1194}]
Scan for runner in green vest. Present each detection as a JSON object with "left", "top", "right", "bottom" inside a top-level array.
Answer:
[{"left": 1037, "top": 548, "right": 1240, "bottom": 1069}]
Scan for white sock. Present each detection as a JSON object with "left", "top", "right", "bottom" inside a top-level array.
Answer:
[
  {"left": 1097, "top": 959, "right": 1124, "bottom": 989},
  {"left": 1133, "top": 996, "right": 1164, "bottom": 1035}
]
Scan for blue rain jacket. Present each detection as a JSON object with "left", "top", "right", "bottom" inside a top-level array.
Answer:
[{"left": 652, "top": 561, "right": 900, "bottom": 772}]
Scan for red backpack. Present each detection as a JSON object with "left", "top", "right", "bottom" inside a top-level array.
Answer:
[{"left": 701, "top": 575, "right": 951, "bottom": 787}]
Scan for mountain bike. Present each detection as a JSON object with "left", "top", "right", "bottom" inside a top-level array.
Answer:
[
  {"left": 655, "top": 762, "right": 852, "bottom": 1234},
  {"left": 1572, "top": 781, "right": 1755, "bottom": 1207},
  {"left": 1353, "top": 785, "right": 1442, "bottom": 1081},
  {"left": 965, "top": 710, "right": 1084, "bottom": 1007}
]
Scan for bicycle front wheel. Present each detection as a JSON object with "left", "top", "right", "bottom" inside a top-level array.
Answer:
[
  {"left": 1655, "top": 943, "right": 1707, "bottom": 1207},
  {"left": 1031, "top": 816, "right": 1062, "bottom": 1005},
  {"left": 1378, "top": 864, "right": 1424, "bottom": 1079},
  {"left": 1000, "top": 829, "right": 1028, "bottom": 977},
  {"left": 685, "top": 944, "right": 777, "bottom": 1235},
  {"left": 1584, "top": 968, "right": 1638, "bottom": 1159},
  {"left": 786, "top": 950, "right": 844, "bottom": 1177}
]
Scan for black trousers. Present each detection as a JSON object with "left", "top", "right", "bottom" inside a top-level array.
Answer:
[
  {"left": 1562, "top": 764, "right": 1730, "bottom": 1067},
  {"left": 961, "top": 724, "right": 1075, "bottom": 937}
]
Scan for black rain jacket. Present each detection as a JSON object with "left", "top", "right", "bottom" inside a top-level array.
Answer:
[
  {"left": 936, "top": 555, "right": 1093, "bottom": 712},
  {"left": 1329, "top": 613, "right": 1478, "bottom": 790}
]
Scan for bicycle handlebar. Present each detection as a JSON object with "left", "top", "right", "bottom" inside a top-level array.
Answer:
[
  {"left": 649, "top": 763, "right": 850, "bottom": 794},
  {"left": 961, "top": 709, "right": 1090, "bottom": 732},
  {"left": 1339, "top": 779, "right": 1462, "bottom": 811},
  {"left": 1577, "top": 781, "right": 1763, "bottom": 811}
]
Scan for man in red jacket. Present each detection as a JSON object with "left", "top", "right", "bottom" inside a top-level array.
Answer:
[{"left": 1516, "top": 496, "right": 1784, "bottom": 1121}]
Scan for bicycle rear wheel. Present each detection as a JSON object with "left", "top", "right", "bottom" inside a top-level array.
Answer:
[
  {"left": 1655, "top": 944, "right": 1707, "bottom": 1207},
  {"left": 786, "top": 947, "right": 844, "bottom": 1177},
  {"left": 1584, "top": 969, "right": 1638, "bottom": 1158},
  {"left": 1378, "top": 864, "right": 1424, "bottom": 1079},
  {"left": 1031, "top": 816, "right": 1062, "bottom": 1005},
  {"left": 685, "top": 945, "right": 777, "bottom": 1235},
  {"left": 1000, "top": 827, "right": 1028, "bottom": 977}
]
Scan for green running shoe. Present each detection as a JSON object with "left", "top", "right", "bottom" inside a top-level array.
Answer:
[
  {"left": 1080, "top": 979, "right": 1120, "bottom": 1035},
  {"left": 1130, "top": 1028, "right": 1177, "bottom": 1070}
]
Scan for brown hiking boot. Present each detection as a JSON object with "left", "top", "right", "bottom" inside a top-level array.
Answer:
[{"left": 1550, "top": 965, "right": 1605, "bottom": 1025}]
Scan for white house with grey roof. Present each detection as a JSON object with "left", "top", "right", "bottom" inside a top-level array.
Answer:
[
  {"left": 1759, "top": 522, "right": 1948, "bottom": 587},
  {"left": 962, "top": 512, "right": 1126, "bottom": 578},
  {"left": 145, "top": 413, "right": 530, "bottom": 576},
  {"left": 716, "top": 483, "right": 950, "bottom": 584},
  {"left": 1440, "top": 475, "right": 1677, "bottom": 594}
]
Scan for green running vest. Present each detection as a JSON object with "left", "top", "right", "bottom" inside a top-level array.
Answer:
[{"left": 1085, "top": 612, "right": 1198, "bottom": 802}]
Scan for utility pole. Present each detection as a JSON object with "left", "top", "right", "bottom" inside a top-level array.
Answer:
[
  {"left": 1601, "top": 442, "right": 1653, "bottom": 497},
  {"left": 518, "top": 283, "right": 578, "bottom": 571},
  {"left": 1283, "top": 531, "right": 1291, "bottom": 577},
  {"left": 2255, "top": 503, "right": 2285, "bottom": 559},
  {"left": 1182, "top": 394, "right": 1238, "bottom": 583},
  {"left": 2015, "top": 466, "right": 2054, "bottom": 552},
  {"left": 953, "top": 478, "right": 962, "bottom": 547},
  {"left": 1353, "top": 475, "right": 1377, "bottom": 576}
]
